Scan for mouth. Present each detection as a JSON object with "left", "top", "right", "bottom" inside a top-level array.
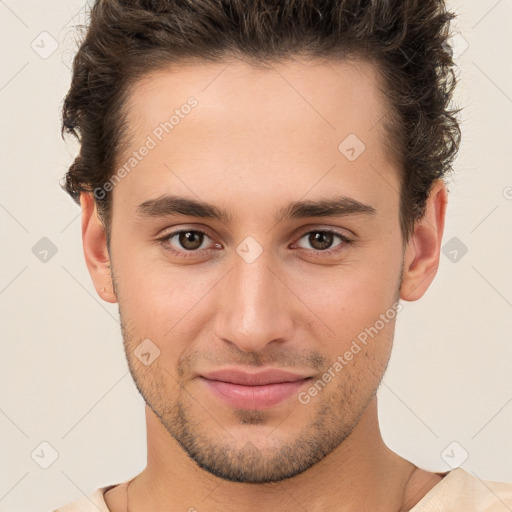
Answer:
[{"left": 198, "top": 369, "right": 313, "bottom": 410}]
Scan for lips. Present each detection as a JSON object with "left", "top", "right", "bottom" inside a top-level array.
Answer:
[
  {"left": 199, "top": 368, "right": 312, "bottom": 409},
  {"left": 201, "top": 368, "right": 310, "bottom": 385}
]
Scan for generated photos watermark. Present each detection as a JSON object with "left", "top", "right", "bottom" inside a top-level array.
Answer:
[
  {"left": 94, "top": 97, "right": 198, "bottom": 200},
  {"left": 298, "top": 302, "right": 403, "bottom": 405}
]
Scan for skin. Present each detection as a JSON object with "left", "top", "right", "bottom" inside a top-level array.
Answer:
[{"left": 81, "top": 57, "right": 448, "bottom": 511}]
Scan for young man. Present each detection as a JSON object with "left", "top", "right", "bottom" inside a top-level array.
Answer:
[{"left": 55, "top": 0, "right": 512, "bottom": 510}]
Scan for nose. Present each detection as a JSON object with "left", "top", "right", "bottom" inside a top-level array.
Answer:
[{"left": 213, "top": 246, "right": 295, "bottom": 353}]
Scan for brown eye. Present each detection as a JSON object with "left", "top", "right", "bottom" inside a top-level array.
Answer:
[
  {"left": 177, "top": 231, "right": 205, "bottom": 250},
  {"left": 308, "top": 231, "right": 335, "bottom": 251},
  {"left": 296, "top": 230, "right": 348, "bottom": 252},
  {"left": 157, "top": 227, "right": 223, "bottom": 259},
  {"left": 293, "top": 229, "right": 353, "bottom": 257}
]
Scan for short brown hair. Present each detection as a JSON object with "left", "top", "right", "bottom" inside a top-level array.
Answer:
[{"left": 61, "top": 0, "right": 461, "bottom": 243}]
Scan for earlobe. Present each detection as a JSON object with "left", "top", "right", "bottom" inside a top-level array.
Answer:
[
  {"left": 399, "top": 180, "right": 448, "bottom": 302},
  {"left": 80, "top": 192, "right": 118, "bottom": 304}
]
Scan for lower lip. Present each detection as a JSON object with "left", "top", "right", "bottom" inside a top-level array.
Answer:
[{"left": 199, "top": 377, "right": 311, "bottom": 410}]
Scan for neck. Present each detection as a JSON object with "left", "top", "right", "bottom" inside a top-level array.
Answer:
[{"left": 127, "top": 398, "right": 421, "bottom": 512}]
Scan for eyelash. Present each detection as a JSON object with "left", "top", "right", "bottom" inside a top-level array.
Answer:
[{"left": 156, "top": 228, "right": 353, "bottom": 259}]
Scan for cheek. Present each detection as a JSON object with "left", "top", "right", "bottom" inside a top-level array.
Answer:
[
  {"left": 298, "top": 258, "right": 401, "bottom": 340},
  {"left": 113, "top": 246, "right": 214, "bottom": 339}
]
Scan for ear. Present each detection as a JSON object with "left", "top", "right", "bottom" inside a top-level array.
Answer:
[
  {"left": 80, "top": 192, "right": 118, "bottom": 303},
  {"left": 400, "top": 179, "right": 448, "bottom": 301}
]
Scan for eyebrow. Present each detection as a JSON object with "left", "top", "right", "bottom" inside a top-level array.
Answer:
[{"left": 136, "top": 194, "right": 376, "bottom": 223}]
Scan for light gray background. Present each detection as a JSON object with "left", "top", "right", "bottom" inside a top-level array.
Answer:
[{"left": 1, "top": 1, "right": 511, "bottom": 510}]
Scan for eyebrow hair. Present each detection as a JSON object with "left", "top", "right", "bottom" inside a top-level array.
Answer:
[
  {"left": 136, "top": 194, "right": 376, "bottom": 223},
  {"left": 276, "top": 196, "right": 376, "bottom": 222}
]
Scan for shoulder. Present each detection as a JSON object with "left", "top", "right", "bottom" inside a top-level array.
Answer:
[
  {"left": 51, "top": 484, "right": 120, "bottom": 512},
  {"left": 411, "top": 468, "right": 512, "bottom": 511}
]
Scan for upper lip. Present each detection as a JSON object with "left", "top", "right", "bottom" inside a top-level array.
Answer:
[{"left": 200, "top": 369, "right": 312, "bottom": 386}]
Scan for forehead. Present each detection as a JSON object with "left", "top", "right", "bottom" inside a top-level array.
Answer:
[
  {"left": 123, "top": 56, "right": 389, "bottom": 143},
  {"left": 113, "top": 57, "right": 398, "bottom": 218}
]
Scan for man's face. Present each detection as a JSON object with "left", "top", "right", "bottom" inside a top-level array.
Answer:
[{"left": 108, "top": 57, "right": 405, "bottom": 483}]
